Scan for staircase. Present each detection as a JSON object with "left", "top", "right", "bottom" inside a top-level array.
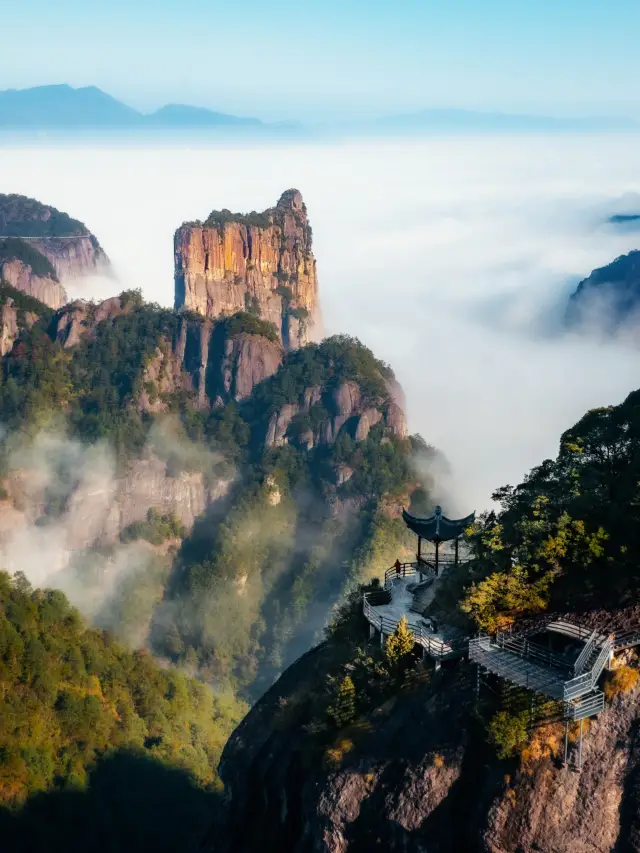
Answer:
[{"left": 409, "top": 579, "right": 435, "bottom": 615}]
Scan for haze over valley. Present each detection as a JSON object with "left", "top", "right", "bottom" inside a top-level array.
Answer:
[
  {"left": 3, "top": 135, "right": 640, "bottom": 508},
  {"left": 5, "top": 4, "right": 640, "bottom": 849}
]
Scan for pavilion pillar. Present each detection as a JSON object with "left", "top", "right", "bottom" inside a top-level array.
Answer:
[
  {"left": 417, "top": 536, "right": 422, "bottom": 563},
  {"left": 369, "top": 623, "right": 376, "bottom": 640},
  {"left": 435, "top": 541, "right": 440, "bottom": 577},
  {"left": 454, "top": 537, "right": 459, "bottom": 568}
]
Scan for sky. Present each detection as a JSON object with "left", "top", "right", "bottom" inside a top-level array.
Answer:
[
  {"left": 1, "top": 1, "right": 640, "bottom": 121},
  {"left": 2, "top": 134, "right": 640, "bottom": 512}
]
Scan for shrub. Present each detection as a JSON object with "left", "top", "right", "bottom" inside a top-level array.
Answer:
[
  {"left": 324, "top": 737, "right": 354, "bottom": 768},
  {"left": 604, "top": 665, "right": 639, "bottom": 700},
  {"left": 204, "top": 208, "right": 272, "bottom": 229},
  {"left": 222, "top": 311, "right": 279, "bottom": 343},
  {"left": 488, "top": 709, "right": 530, "bottom": 759},
  {"left": 120, "top": 508, "right": 187, "bottom": 546}
]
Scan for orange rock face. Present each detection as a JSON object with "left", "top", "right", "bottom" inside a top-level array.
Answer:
[{"left": 174, "top": 189, "right": 319, "bottom": 350}]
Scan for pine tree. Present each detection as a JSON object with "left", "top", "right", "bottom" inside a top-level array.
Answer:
[
  {"left": 327, "top": 675, "right": 356, "bottom": 728},
  {"left": 384, "top": 615, "right": 415, "bottom": 670}
]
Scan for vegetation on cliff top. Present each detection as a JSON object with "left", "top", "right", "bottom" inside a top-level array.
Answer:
[
  {"left": 0, "top": 193, "right": 89, "bottom": 238},
  {"left": 461, "top": 391, "right": 640, "bottom": 631},
  {"left": 0, "top": 281, "right": 54, "bottom": 321},
  {"left": 221, "top": 310, "right": 280, "bottom": 343},
  {"left": 203, "top": 208, "right": 272, "bottom": 230},
  {"left": 0, "top": 238, "right": 59, "bottom": 281}
]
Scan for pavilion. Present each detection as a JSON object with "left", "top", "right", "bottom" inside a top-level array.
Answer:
[{"left": 402, "top": 505, "right": 475, "bottom": 575}]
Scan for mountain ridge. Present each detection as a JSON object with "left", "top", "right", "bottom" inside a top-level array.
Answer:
[{"left": 1, "top": 84, "right": 637, "bottom": 134}]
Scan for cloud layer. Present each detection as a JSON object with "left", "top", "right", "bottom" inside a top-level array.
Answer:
[{"left": 2, "top": 135, "right": 640, "bottom": 509}]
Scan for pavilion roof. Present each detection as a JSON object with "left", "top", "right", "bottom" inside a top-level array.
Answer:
[{"left": 402, "top": 505, "right": 475, "bottom": 542}]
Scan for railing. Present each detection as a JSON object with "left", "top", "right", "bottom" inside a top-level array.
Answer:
[
  {"left": 564, "top": 691, "right": 605, "bottom": 721},
  {"left": 612, "top": 628, "right": 640, "bottom": 651},
  {"left": 382, "top": 555, "right": 468, "bottom": 588},
  {"left": 383, "top": 562, "right": 433, "bottom": 587},
  {"left": 573, "top": 630, "right": 598, "bottom": 676},
  {"left": 495, "top": 633, "right": 574, "bottom": 675},
  {"left": 470, "top": 632, "right": 614, "bottom": 704},
  {"left": 363, "top": 593, "right": 467, "bottom": 660}
]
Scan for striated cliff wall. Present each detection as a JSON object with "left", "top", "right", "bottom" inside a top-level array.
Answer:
[
  {"left": 0, "top": 193, "right": 111, "bottom": 307},
  {"left": 50, "top": 298, "right": 284, "bottom": 411},
  {"left": 0, "top": 299, "right": 39, "bottom": 355},
  {"left": 264, "top": 378, "right": 408, "bottom": 451},
  {"left": 0, "top": 454, "right": 231, "bottom": 556},
  {"left": 174, "top": 189, "right": 319, "bottom": 349},
  {"left": 0, "top": 257, "right": 67, "bottom": 309},
  {"left": 29, "top": 235, "right": 110, "bottom": 283},
  {"left": 217, "top": 646, "right": 640, "bottom": 853}
]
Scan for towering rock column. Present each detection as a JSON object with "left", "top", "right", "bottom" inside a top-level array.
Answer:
[{"left": 174, "top": 189, "right": 319, "bottom": 350}]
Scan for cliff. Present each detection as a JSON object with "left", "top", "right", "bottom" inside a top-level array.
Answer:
[
  {"left": 0, "top": 454, "right": 230, "bottom": 554},
  {"left": 0, "top": 193, "right": 111, "bottom": 307},
  {"left": 566, "top": 250, "right": 640, "bottom": 335},
  {"left": 263, "top": 378, "right": 407, "bottom": 450},
  {"left": 28, "top": 234, "right": 110, "bottom": 282},
  {"left": 0, "top": 237, "right": 67, "bottom": 308},
  {"left": 51, "top": 298, "right": 284, "bottom": 410},
  {"left": 174, "top": 189, "right": 319, "bottom": 349},
  {"left": 217, "top": 641, "right": 640, "bottom": 853}
]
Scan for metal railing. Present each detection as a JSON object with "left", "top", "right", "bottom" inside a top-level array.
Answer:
[
  {"left": 564, "top": 691, "right": 605, "bottom": 721},
  {"left": 494, "top": 632, "right": 574, "bottom": 674},
  {"left": 470, "top": 632, "right": 614, "bottom": 704},
  {"left": 573, "top": 630, "right": 598, "bottom": 675},
  {"left": 383, "top": 562, "right": 433, "bottom": 587},
  {"left": 612, "top": 628, "right": 640, "bottom": 651},
  {"left": 363, "top": 593, "right": 467, "bottom": 660}
]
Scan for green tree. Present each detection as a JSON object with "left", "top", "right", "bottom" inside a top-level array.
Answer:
[
  {"left": 487, "top": 709, "right": 530, "bottom": 758},
  {"left": 327, "top": 675, "right": 356, "bottom": 728},
  {"left": 384, "top": 616, "right": 415, "bottom": 670}
]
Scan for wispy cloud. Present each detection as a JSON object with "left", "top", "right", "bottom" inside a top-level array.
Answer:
[{"left": 2, "top": 135, "right": 640, "bottom": 510}]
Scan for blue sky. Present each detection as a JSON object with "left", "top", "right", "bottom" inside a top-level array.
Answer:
[{"left": 2, "top": 0, "right": 640, "bottom": 121}]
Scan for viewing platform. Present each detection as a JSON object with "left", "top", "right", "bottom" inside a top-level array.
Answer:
[
  {"left": 363, "top": 562, "right": 468, "bottom": 661},
  {"left": 469, "top": 623, "right": 613, "bottom": 717},
  {"left": 363, "top": 505, "right": 475, "bottom": 663}
]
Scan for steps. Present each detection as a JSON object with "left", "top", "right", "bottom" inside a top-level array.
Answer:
[{"left": 409, "top": 579, "right": 435, "bottom": 615}]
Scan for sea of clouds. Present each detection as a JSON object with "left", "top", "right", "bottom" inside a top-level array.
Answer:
[{"left": 2, "top": 135, "right": 640, "bottom": 512}]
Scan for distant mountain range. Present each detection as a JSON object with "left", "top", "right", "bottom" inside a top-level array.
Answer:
[
  {"left": 0, "top": 84, "right": 637, "bottom": 135},
  {"left": 0, "top": 85, "right": 299, "bottom": 133},
  {"left": 366, "top": 107, "right": 639, "bottom": 133}
]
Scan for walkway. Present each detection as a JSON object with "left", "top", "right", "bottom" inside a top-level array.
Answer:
[{"left": 363, "top": 563, "right": 468, "bottom": 660}]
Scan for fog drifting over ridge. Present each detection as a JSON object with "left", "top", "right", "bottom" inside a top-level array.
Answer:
[{"left": 2, "top": 135, "right": 640, "bottom": 511}]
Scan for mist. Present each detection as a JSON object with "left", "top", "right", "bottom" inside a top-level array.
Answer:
[{"left": 3, "top": 135, "right": 640, "bottom": 510}]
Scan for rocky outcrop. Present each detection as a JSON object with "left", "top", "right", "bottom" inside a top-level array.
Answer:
[
  {"left": 217, "top": 644, "right": 640, "bottom": 853},
  {"left": 51, "top": 298, "right": 283, "bottom": 412},
  {"left": 174, "top": 189, "right": 319, "bottom": 349},
  {"left": 0, "top": 299, "right": 38, "bottom": 355},
  {"left": 217, "top": 332, "right": 283, "bottom": 403},
  {"left": 0, "top": 257, "right": 66, "bottom": 308},
  {"left": 28, "top": 235, "right": 110, "bottom": 282},
  {"left": 566, "top": 250, "right": 640, "bottom": 335},
  {"left": 52, "top": 295, "right": 132, "bottom": 347},
  {"left": 264, "top": 379, "right": 408, "bottom": 450},
  {"left": 0, "top": 453, "right": 231, "bottom": 557},
  {"left": 0, "top": 193, "right": 111, "bottom": 287}
]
